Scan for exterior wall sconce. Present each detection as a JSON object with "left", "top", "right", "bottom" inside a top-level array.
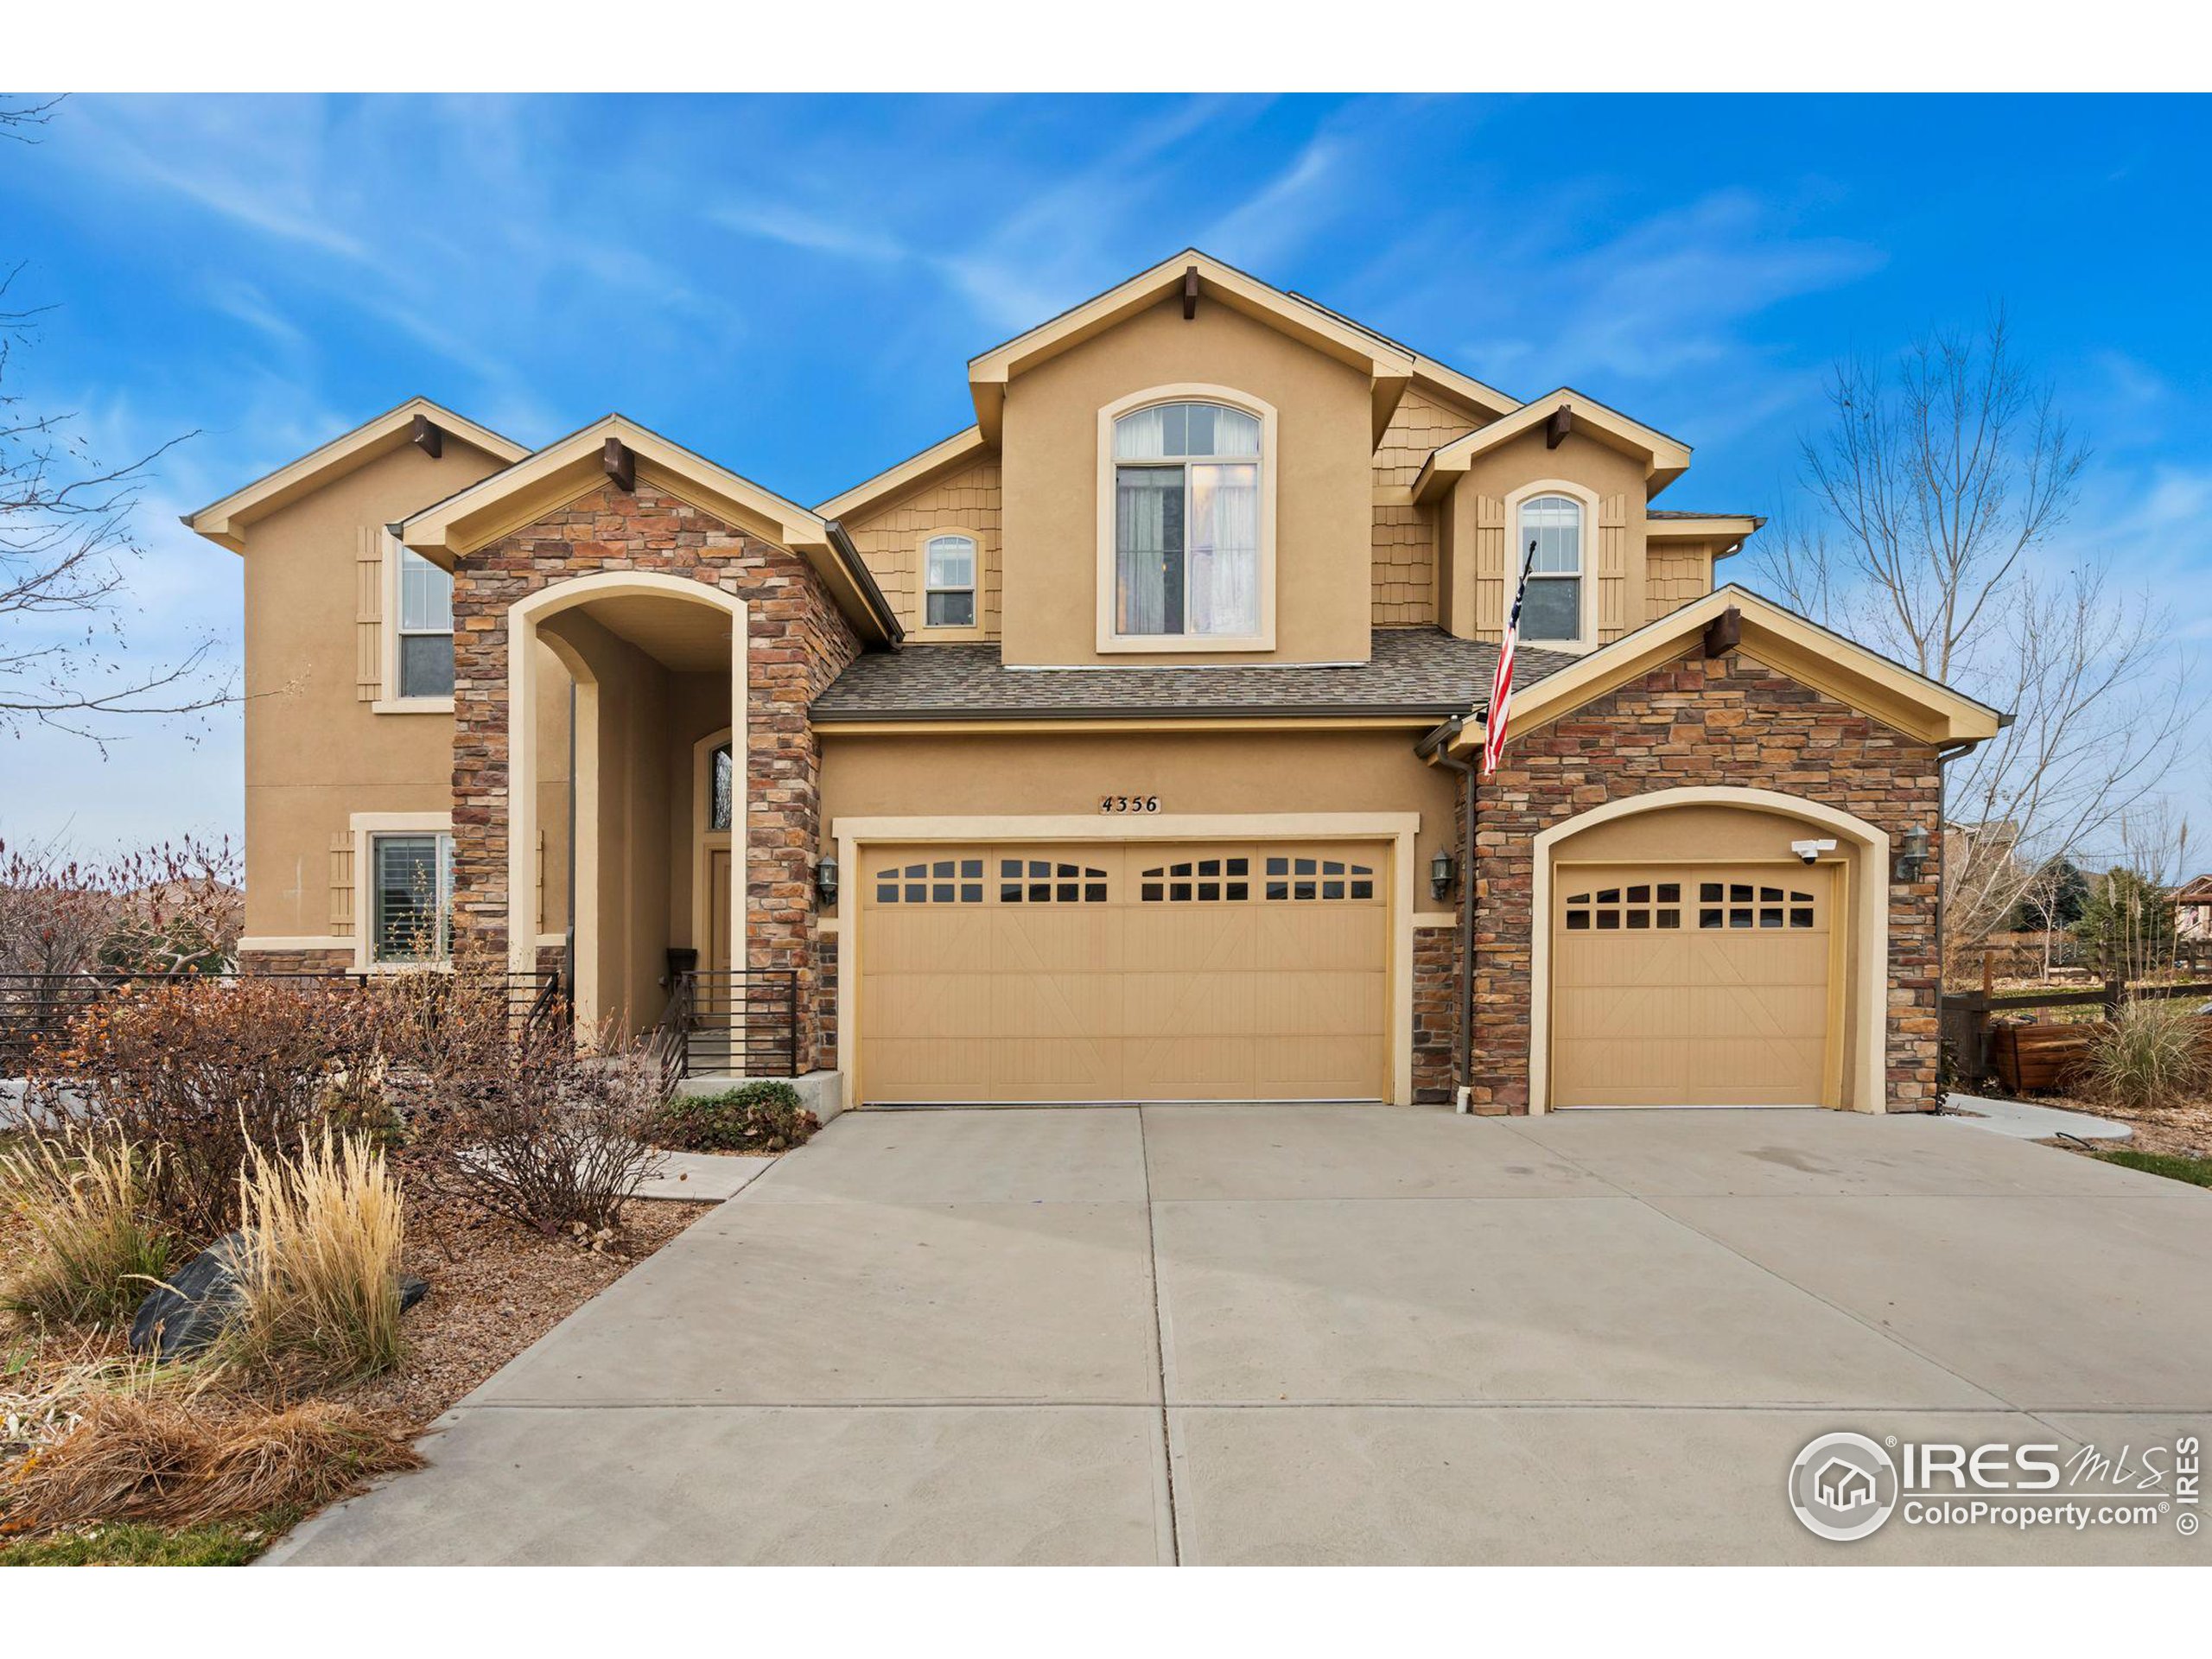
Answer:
[
  {"left": 1893, "top": 824, "right": 1931, "bottom": 885},
  {"left": 1430, "top": 849, "right": 1457, "bottom": 901},
  {"left": 815, "top": 855, "right": 839, "bottom": 908}
]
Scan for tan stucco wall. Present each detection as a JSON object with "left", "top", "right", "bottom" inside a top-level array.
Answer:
[
  {"left": 998, "top": 296, "right": 1375, "bottom": 667},
  {"left": 817, "top": 726, "right": 1457, "bottom": 914},
  {"left": 842, "top": 458, "right": 1001, "bottom": 640},
  {"left": 238, "top": 438, "right": 571, "bottom": 944},
  {"left": 1371, "top": 387, "right": 1478, "bottom": 626},
  {"left": 1440, "top": 427, "right": 1651, "bottom": 645}
]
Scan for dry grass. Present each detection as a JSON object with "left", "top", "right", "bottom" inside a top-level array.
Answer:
[
  {"left": 2082, "top": 1000, "right": 2212, "bottom": 1113},
  {"left": 5, "top": 1389, "right": 420, "bottom": 1531},
  {"left": 223, "top": 1132, "right": 406, "bottom": 1386},
  {"left": 0, "top": 1132, "right": 171, "bottom": 1326}
]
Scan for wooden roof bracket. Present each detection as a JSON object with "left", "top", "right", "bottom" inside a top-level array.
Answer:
[
  {"left": 1545, "top": 404, "right": 1573, "bottom": 449},
  {"left": 410, "top": 414, "right": 442, "bottom": 459},
  {"left": 602, "top": 436, "right": 636, "bottom": 493},
  {"left": 1703, "top": 604, "right": 1743, "bottom": 658},
  {"left": 1181, "top": 264, "right": 1199, "bottom": 320}
]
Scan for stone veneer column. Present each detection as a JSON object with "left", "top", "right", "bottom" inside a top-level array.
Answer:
[{"left": 448, "top": 484, "right": 861, "bottom": 1070}]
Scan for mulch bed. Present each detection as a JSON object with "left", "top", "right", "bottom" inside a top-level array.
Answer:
[{"left": 2034, "top": 1095, "right": 2212, "bottom": 1160}]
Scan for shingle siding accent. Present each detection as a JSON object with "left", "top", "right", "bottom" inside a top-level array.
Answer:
[
  {"left": 448, "top": 482, "right": 861, "bottom": 1071},
  {"left": 842, "top": 459, "right": 1002, "bottom": 637},
  {"left": 1467, "top": 651, "right": 1943, "bottom": 1115},
  {"left": 813, "top": 626, "right": 1575, "bottom": 721},
  {"left": 1371, "top": 388, "right": 1478, "bottom": 626},
  {"left": 1645, "top": 545, "right": 1712, "bottom": 622}
]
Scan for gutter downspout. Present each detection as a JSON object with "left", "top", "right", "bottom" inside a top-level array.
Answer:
[{"left": 1419, "top": 716, "right": 1478, "bottom": 1115}]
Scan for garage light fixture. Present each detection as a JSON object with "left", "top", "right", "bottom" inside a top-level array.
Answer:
[
  {"left": 1893, "top": 824, "right": 1930, "bottom": 885},
  {"left": 1429, "top": 849, "right": 1457, "bottom": 901},
  {"left": 815, "top": 855, "right": 839, "bottom": 908}
]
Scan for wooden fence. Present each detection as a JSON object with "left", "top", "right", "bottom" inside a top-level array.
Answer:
[{"left": 1942, "top": 976, "right": 2212, "bottom": 1094}]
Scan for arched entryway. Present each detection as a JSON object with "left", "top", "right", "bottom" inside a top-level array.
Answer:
[
  {"left": 505, "top": 572, "right": 747, "bottom": 1038},
  {"left": 1529, "top": 787, "right": 1891, "bottom": 1114}
]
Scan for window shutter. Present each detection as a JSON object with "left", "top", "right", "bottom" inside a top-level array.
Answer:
[
  {"left": 1474, "top": 495, "right": 1505, "bottom": 638},
  {"left": 355, "top": 527, "right": 385, "bottom": 702},
  {"left": 1598, "top": 494, "right": 1629, "bottom": 641},
  {"left": 329, "top": 832, "right": 355, "bottom": 937}
]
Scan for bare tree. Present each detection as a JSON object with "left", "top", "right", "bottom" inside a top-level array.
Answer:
[
  {"left": 1757, "top": 312, "right": 2197, "bottom": 950},
  {"left": 2, "top": 96, "right": 227, "bottom": 746}
]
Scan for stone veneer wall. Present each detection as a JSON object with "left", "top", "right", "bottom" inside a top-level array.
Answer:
[
  {"left": 448, "top": 483, "right": 862, "bottom": 1071},
  {"left": 1411, "top": 923, "right": 1458, "bottom": 1103},
  {"left": 1468, "top": 650, "right": 1943, "bottom": 1115},
  {"left": 236, "top": 948, "right": 356, "bottom": 976}
]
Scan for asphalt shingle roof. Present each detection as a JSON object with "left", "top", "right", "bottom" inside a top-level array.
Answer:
[{"left": 811, "top": 627, "right": 1578, "bottom": 723}]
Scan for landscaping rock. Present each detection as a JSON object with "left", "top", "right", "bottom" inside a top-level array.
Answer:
[
  {"left": 130, "top": 1230, "right": 248, "bottom": 1360},
  {"left": 129, "top": 1238, "right": 433, "bottom": 1363}
]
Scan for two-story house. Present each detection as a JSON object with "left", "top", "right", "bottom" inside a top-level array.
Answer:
[{"left": 188, "top": 251, "right": 2001, "bottom": 1115}]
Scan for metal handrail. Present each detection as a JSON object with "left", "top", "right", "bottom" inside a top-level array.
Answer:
[{"left": 663, "top": 969, "right": 801, "bottom": 1079}]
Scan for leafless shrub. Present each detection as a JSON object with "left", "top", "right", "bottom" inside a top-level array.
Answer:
[
  {"left": 32, "top": 977, "right": 383, "bottom": 1242},
  {"left": 0, "top": 836, "right": 243, "bottom": 978}
]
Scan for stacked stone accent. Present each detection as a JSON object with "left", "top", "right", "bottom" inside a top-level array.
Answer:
[
  {"left": 1410, "top": 924, "right": 1458, "bottom": 1103},
  {"left": 817, "top": 933, "right": 839, "bottom": 1071},
  {"left": 448, "top": 483, "right": 862, "bottom": 1071},
  {"left": 236, "top": 948, "right": 355, "bottom": 976},
  {"left": 1468, "top": 650, "right": 1943, "bottom": 1115}
]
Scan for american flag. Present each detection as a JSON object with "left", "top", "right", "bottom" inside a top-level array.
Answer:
[{"left": 1480, "top": 539, "right": 1538, "bottom": 776}]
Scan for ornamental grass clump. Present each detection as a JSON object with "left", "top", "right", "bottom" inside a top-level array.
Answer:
[
  {"left": 222, "top": 1132, "right": 406, "bottom": 1386},
  {"left": 0, "top": 1132, "right": 172, "bottom": 1327},
  {"left": 2084, "top": 998, "right": 2212, "bottom": 1113},
  {"left": 6, "top": 1389, "right": 421, "bottom": 1532}
]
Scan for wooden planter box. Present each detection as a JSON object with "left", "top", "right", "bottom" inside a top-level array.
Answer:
[
  {"left": 1988, "top": 1021, "right": 2097, "bottom": 1094},
  {"left": 1989, "top": 1013, "right": 2212, "bottom": 1094}
]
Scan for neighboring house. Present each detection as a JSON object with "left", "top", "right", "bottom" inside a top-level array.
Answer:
[
  {"left": 186, "top": 250, "right": 2001, "bottom": 1114},
  {"left": 2174, "top": 875, "right": 2212, "bottom": 942}
]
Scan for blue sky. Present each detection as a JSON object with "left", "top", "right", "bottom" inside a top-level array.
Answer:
[{"left": 2, "top": 92, "right": 2207, "bottom": 853}]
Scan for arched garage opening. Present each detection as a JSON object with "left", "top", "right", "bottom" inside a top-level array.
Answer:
[{"left": 1529, "top": 787, "right": 1890, "bottom": 1114}]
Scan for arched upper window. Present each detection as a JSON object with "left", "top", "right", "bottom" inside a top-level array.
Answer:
[
  {"left": 923, "top": 534, "right": 977, "bottom": 629},
  {"left": 1111, "top": 400, "right": 1262, "bottom": 639},
  {"left": 1516, "top": 493, "right": 1584, "bottom": 645}
]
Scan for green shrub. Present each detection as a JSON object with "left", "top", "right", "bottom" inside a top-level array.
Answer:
[
  {"left": 2083, "top": 999, "right": 2212, "bottom": 1113},
  {"left": 655, "top": 1082, "right": 818, "bottom": 1154},
  {"left": 0, "top": 1132, "right": 173, "bottom": 1327}
]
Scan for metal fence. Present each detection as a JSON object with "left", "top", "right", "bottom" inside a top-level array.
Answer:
[
  {"left": 0, "top": 968, "right": 565, "bottom": 1071},
  {"left": 655, "top": 969, "right": 800, "bottom": 1079}
]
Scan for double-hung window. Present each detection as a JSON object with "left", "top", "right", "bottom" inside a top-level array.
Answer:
[
  {"left": 371, "top": 832, "right": 454, "bottom": 963},
  {"left": 1516, "top": 494, "right": 1584, "bottom": 645},
  {"left": 923, "top": 534, "right": 977, "bottom": 629},
  {"left": 1112, "top": 401, "right": 1262, "bottom": 639},
  {"left": 396, "top": 544, "right": 455, "bottom": 698}
]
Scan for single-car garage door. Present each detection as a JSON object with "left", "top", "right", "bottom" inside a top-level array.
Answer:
[
  {"left": 1550, "top": 862, "right": 1840, "bottom": 1108},
  {"left": 857, "top": 841, "right": 1389, "bottom": 1103}
]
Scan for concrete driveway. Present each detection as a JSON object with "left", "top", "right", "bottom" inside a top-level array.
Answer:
[{"left": 272, "top": 1105, "right": 2212, "bottom": 1566}]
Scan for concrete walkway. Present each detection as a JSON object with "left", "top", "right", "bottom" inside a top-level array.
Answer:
[{"left": 271, "top": 1105, "right": 2212, "bottom": 1566}]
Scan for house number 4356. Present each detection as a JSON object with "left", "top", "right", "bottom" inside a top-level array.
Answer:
[{"left": 1099, "top": 795, "right": 1161, "bottom": 814}]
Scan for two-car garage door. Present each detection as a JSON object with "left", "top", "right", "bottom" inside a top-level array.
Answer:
[{"left": 856, "top": 841, "right": 1389, "bottom": 1104}]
